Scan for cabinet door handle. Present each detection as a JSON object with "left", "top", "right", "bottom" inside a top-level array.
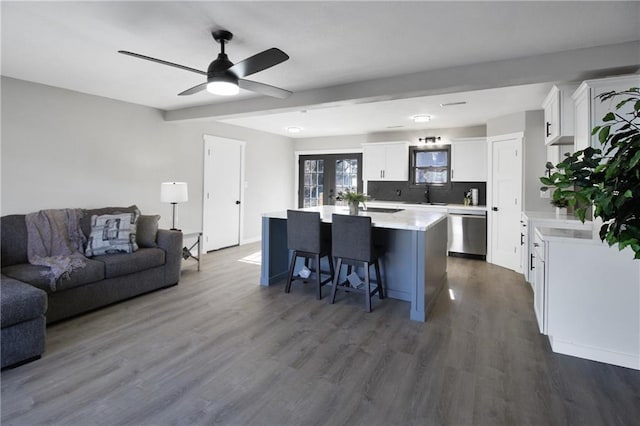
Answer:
[
  {"left": 530, "top": 253, "right": 535, "bottom": 270},
  {"left": 452, "top": 169, "right": 454, "bottom": 179},
  {"left": 546, "top": 122, "right": 551, "bottom": 137},
  {"left": 382, "top": 170, "right": 385, "bottom": 178},
  {"left": 520, "top": 233, "right": 524, "bottom": 245}
]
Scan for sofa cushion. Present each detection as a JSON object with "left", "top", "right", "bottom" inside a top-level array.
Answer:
[
  {"left": 2, "top": 258, "right": 105, "bottom": 293},
  {"left": 96, "top": 248, "right": 165, "bottom": 279},
  {"left": 0, "top": 215, "right": 28, "bottom": 268},
  {"left": 80, "top": 205, "right": 140, "bottom": 240},
  {"left": 85, "top": 213, "right": 139, "bottom": 257},
  {"left": 136, "top": 215, "right": 160, "bottom": 248},
  {"left": 1, "top": 275, "right": 47, "bottom": 327}
]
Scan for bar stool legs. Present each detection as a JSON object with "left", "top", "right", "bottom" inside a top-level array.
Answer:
[
  {"left": 285, "top": 250, "right": 333, "bottom": 300},
  {"left": 329, "top": 258, "right": 384, "bottom": 312}
]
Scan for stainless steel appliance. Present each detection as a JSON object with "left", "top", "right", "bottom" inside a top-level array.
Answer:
[{"left": 448, "top": 209, "right": 487, "bottom": 258}]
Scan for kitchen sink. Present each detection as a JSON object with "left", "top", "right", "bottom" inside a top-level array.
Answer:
[
  {"left": 360, "top": 207, "right": 404, "bottom": 213},
  {"left": 402, "top": 201, "right": 448, "bottom": 206}
]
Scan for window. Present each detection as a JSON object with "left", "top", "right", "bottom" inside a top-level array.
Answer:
[{"left": 409, "top": 145, "right": 451, "bottom": 187}]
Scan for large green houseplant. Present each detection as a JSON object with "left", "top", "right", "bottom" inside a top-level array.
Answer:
[{"left": 540, "top": 87, "right": 640, "bottom": 258}]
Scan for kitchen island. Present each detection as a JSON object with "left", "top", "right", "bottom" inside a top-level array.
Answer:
[{"left": 261, "top": 206, "right": 448, "bottom": 322}]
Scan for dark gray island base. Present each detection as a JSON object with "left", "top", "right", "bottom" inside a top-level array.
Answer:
[{"left": 261, "top": 206, "right": 448, "bottom": 322}]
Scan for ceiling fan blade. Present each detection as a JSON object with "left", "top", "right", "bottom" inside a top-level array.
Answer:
[
  {"left": 238, "top": 79, "right": 292, "bottom": 99},
  {"left": 229, "top": 48, "right": 289, "bottom": 78},
  {"left": 118, "top": 51, "right": 207, "bottom": 76},
  {"left": 178, "top": 82, "right": 208, "bottom": 96}
]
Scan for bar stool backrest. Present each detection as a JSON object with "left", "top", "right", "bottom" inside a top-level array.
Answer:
[
  {"left": 331, "top": 214, "right": 373, "bottom": 262},
  {"left": 287, "top": 210, "right": 322, "bottom": 253}
]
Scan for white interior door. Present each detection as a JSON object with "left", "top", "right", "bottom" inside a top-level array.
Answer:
[
  {"left": 203, "top": 135, "right": 245, "bottom": 251},
  {"left": 488, "top": 133, "right": 523, "bottom": 272}
]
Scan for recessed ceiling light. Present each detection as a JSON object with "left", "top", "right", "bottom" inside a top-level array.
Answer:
[
  {"left": 440, "top": 101, "right": 467, "bottom": 107},
  {"left": 412, "top": 115, "right": 431, "bottom": 123},
  {"left": 287, "top": 126, "right": 302, "bottom": 133}
]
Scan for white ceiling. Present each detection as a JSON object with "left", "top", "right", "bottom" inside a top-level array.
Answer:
[
  {"left": 2, "top": 1, "right": 639, "bottom": 138},
  {"left": 219, "top": 83, "right": 554, "bottom": 138}
]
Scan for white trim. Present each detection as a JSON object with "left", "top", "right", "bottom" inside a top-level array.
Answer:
[
  {"left": 293, "top": 148, "right": 364, "bottom": 208},
  {"left": 241, "top": 236, "right": 261, "bottom": 245},
  {"left": 486, "top": 132, "right": 524, "bottom": 269},
  {"left": 550, "top": 336, "right": 640, "bottom": 371},
  {"left": 294, "top": 148, "right": 363, "bottom": 156}
]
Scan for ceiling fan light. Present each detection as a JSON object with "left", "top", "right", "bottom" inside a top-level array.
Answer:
[{"left": 207, "top": 80, "right": 239, "bottom": 96}]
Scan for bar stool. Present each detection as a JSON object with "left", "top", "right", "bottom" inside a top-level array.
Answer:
[
  {"left": 285, "top": 210, "right": 334, "bottom": 300},
  {"left": 329, "top": 214, "right": 385, "bottom": 312}
]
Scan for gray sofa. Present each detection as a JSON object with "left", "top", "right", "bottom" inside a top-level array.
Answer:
[{"left": 0, "top": 207, "right": 183, "bottom": 369}]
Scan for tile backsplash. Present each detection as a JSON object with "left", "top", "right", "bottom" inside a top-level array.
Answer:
[{"left": 366, "top": 181, "right": 487, "bottom": 206}]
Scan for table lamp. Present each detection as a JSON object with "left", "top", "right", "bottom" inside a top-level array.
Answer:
[{"left": 161, "top": 182, "right": 188, "bottom": 230}]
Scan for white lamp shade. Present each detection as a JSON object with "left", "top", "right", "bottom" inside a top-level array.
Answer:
[{"left": 161, "top": 182, "right": 188, "bottom": 203}]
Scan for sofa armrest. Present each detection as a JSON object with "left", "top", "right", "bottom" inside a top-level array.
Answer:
[{"left": 157, "top": 229, "right": 183, "bottom": 285}]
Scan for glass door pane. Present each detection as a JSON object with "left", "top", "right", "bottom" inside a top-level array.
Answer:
[
  {"left": 299, "top": 154, "right": 362, "bottom": 207},
  {"left": 302, "top": 159, "right": 324, "bottom": 207},
  {"left": 334, "top": 158, "right": 359, "bottom": 206}
]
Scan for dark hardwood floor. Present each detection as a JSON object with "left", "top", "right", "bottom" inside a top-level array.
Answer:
[{"left": 2, "top": 242, "right": 639, "bottom": 425}]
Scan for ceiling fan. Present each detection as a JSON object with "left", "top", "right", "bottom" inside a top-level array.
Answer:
[{"left": 119, "top": 30, "right": 291, "bottom": 99}]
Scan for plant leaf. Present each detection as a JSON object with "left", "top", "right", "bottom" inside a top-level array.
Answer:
[
  {"left": 599, "top": 125, "right": 611, "bottom": 143},
  {"left": 629, "top": 150, "right": 640, "bottom": 168}
]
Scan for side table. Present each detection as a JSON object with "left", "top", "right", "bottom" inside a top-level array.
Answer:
[{"left": 181, "top": 231, "right": 202, "bottom": 271}]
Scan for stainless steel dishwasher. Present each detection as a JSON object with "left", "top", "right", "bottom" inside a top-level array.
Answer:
[{"left": 448, "top": 209, "right": 487, "bottom": 259}]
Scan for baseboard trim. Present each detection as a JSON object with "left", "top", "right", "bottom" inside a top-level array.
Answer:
[
  {"left": 241, "top": 236, "right": 261, "bottom": 245},
  {"left": 549, "top": 337, "right": 639, "bottom": 370}
]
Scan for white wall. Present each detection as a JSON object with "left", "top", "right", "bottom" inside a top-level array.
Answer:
[
  {"left": 0, "top": 77, "right": 294, "bottom": 243},
  {"left": 487, "top": 110, "right": 554, "bottom": 213},
  {"left": 293, "top": 125, "right": 486, "bottom": 151}
]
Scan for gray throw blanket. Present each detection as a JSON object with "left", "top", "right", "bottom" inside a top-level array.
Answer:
[{"left": 26, "top": 209, "right": 87, "bottom": 291}]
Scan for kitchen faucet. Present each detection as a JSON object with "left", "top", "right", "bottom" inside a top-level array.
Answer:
[{"left": 424, "top": 186, "right": 431, "bottom": 204}]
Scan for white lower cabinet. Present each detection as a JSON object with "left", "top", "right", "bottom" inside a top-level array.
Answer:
[
  {"left": 521, "top": 212, "right": 591, "bottom": 288},
  {"left": 534, "top": 227, "right": 640, "bottom": 370},
  {"left": 533, "top": 233, "right": 547, "bottom": 334}
]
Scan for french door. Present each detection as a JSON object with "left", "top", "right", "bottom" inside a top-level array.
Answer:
[{"left": 298, "top": 154, "right": 363, "bottom": 208}]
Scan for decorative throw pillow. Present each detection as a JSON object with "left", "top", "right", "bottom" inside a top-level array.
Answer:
[
  {"left": 80, "top": 205, "right": 140, "bottom": 240},
  {"left": 136, "top": 215, "right": 160, "bottom": 248},
  {"left": 85, "top": 213, "right": 138, "bottom": 257}
]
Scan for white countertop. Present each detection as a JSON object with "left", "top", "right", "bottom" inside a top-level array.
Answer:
[
  {"left": 535, "top": 226, "right": 604, "bottom": 245},
  {"left": 365, "top": 200, "right": 487, "bottom": 213},
  {"left": 524, "top": 210, "right": 592, "bottom": 229},
  {"left": 263, "top": 205, "right": 447, "bottom": 231}
]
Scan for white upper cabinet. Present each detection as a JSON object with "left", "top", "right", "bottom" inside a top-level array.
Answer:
[
  {"left": 450, "top": 137, "right": 487, "bottom": 182},
  {"left": 542, "top": 83, "right": 579, "bottom": 145},
  {"left": 362, "top": 141, "right": 409, "bottom": 181},
  {"left": 572, "top": 74, "right": 640, "bottom": 152}
]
